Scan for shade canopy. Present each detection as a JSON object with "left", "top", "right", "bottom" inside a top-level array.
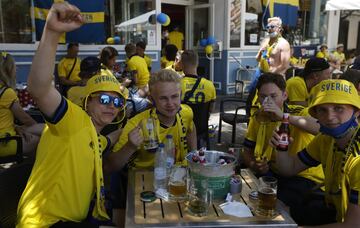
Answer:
[{"left": 325, "top": 0, "right": 360, "bottom": 11}]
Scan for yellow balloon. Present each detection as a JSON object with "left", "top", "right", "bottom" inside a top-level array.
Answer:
[
  {"left": 163, "top": 16, "right": 171, "bottom": 26},
  {"left": 205, "top": 45, "right": 213, "bottom": 55},
  {"left": 107, "top": 37, "right": 114, "bottom": 44}
]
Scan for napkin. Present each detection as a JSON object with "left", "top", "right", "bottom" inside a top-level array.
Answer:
[{"left": 219, "top": 201, "right": 253, "bottom": 218}]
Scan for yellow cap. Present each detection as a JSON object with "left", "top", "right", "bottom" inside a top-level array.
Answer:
[
  {"left": 83, "top": 74, "right": 125, "bottom": 109},
  {"left": 308, "top": 79, "right": 360, "bottom": 117}
]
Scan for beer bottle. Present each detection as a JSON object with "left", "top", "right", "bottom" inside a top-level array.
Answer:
[{"left": 277, "top": 113, "right": 290, "bottom": 151}]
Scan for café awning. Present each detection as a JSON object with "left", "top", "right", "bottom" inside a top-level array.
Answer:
[{"left": 325, "top": 0, "right": 360, "bottom": 11}]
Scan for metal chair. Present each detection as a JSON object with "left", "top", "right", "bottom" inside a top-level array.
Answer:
[
  {"left": 0, "top": 161, "right": 33, "bottom": 228},
  {"left": 217, "top": 97, "right": 249, "bottom": 144},
  {"left": 0, "top": 135, "right": 23, "bottom": 164}
]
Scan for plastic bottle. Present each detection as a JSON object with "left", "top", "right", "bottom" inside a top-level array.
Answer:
[
  {"left": 277, "top": 113, "right": 290, "bottom": 151},
  {"left": 154, "top": 143, "right": 167, "bottom": 191},
  {"left": 164, "top": 135, "right": 175, "bottom": 172}
]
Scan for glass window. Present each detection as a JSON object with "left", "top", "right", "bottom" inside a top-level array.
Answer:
[
  {"left": 109, "top": 0, "right": 157, "bottom": 45},
  {"left": 244, "top": 0, "right": 262, "bottom": 46},
  {"left": 0, "top": 0, "right": 32, "bottom": 43},
  {"left": 229, "top": 0, "right": 241, "bottom": 47}
]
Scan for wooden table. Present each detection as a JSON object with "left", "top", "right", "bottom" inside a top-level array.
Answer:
[{"left": 125, "top": 169, "right": 297, "bottom": 227}]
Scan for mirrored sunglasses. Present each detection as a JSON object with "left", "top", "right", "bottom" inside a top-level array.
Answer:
[
  {"left": 266, "top": 25, "right": 278, "bottom": 30},
  {"left": 93, "top": 93, "right": 125, "bottom": 108}
]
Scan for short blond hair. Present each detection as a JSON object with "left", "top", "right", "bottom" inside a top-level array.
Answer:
[
  {"left": 149, "top": 69, "right": 181, "bottom": 92},
  {"left": 268, "top": 17, "right": 282, "bottom": 27}
]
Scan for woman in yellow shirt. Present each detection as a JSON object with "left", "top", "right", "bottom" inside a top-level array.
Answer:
[{"left": 0, "top": 52, "right": 43, "bottom": 156}]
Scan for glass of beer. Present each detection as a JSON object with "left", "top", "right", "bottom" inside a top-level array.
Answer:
[
  {"left": 141, "top": 117, "right": 159, "bottom": 153},
  {"left": 168, "top": 165, "right": 187, "bottom": 201},
  {"left": 187, "top": 180, "right": 212, "bottom": 217},
  {"left": 256, "top": 176, "right": 277, "bottom": 217}
]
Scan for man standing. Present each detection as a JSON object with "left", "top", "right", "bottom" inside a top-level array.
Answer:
[
  {"left": 256, "top": 17, "right": 290, "bottom": 76},
  {"left": 57, "top": 43, "right": 82, "bottom": 94}
]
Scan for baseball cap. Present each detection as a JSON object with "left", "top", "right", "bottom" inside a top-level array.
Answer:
[
  {"left": 83, "top": 73, "right": 125, "bottom": 109},
  {"left": 302, "top": 57, "right": 330, "bottom": 77},
  {"left": 308, "top": 79, "right": 360, "bottom": 117},
  {"left": 320, "top": 44, "right": 328, "bottom": 49},
  {"left": 79, "top": 57, "right": 101, "bottom": 78},
  {"left": 337, "top": 43, "right": 344, "bottom": 49}
]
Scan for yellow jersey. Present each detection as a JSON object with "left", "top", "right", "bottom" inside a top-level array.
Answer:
[
  {"left": 58, "top": 57, "right": 81, "bottom": 82},
  {"left": 298, "top": 126, "right": 360, "bottom": 222},
  {"left": 0, "top": 86, "right": 18, "bottom": 156},
  {"left": 332, "top": 51, "right": 346, "bottom": 64},
  {"left": 168, "top": 31, "right": 184, "bottom": 51},
  {"left": 316, "top": 51, "right": 329, "bottom": 60},
  {"left": 127, "top": 55, "right": 150, "bottom": 88},
  {"left": 17, "top": 99, "right": 109, "bottom": 227},
  {"left": 286, "top": 76, "right": 308, "bottom": 105},
  {"left": 180, "top": 75, "right": 216, "bottom": 103},
  {"left": 113, "top": 105, "right": 194, "bottom": 169},
  {"left": 67, "top": 86, "right": 86, "bottom": 107}
]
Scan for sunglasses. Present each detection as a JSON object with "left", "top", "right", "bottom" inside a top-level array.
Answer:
[
  {"left": 266, "top": 25, "right": 278, "bottom": 30},
  {"left": 92, "top": 93, "right": 125, "bottom": 108}
]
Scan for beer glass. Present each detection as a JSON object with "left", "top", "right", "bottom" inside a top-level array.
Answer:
[
  {"left": 141, "top": 117, "right": 159, "bottom": 153},
  {"left": 256, "top": 176, "right": 277, "bottom": 217},
  {"left": 187, "top": 180, "right": 212, "bottom": 217},
  {"left": 168, "top": 165, "right": 187, "bottom": 201}
]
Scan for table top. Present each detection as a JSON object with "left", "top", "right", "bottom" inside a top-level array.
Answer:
[{"left": 125, "top": 169, "right": 297, "bottom": 227}]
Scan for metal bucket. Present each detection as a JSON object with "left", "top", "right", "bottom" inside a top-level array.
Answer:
[{"left": 185, "top": 150, "right": 236, "bottom": 199}]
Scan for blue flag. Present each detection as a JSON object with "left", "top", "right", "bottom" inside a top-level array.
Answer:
[
  {"left": 262, "top": 0, "right": 299, "bottom": 28},
  {"left": 33, "top": 0, "right": 105, "bottom": 43}
]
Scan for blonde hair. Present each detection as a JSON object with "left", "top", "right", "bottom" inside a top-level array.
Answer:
[
  {"left": 268, "top": 17, "right": 282, "bottom": 27},
  {"left": 0, "top": 52, "right": 16, "bottom": 89},
  {"left": 149, "top": 69, "right": 181, "bottom": 92}
]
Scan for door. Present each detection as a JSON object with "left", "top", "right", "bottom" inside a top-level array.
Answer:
[{"left": 186, "top": 3, "right": 214, "bottom": 81}]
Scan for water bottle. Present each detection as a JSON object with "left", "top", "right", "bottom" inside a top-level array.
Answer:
[
  {"left": 164, "top": 134, "right": 175, "bottom": 173},
  {"left": 154, "top": 143, "right": 167, "bottom": 191}
]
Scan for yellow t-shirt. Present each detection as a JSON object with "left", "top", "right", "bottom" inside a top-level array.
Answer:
[
  {"left": 244, "top": 108, "right": 324, "bottom": 184},
  {"left": 299, "top": 127, "right": 360, "bottom": 222},
  {"left": 316, "top": 51, "right": 329, "bottom": 60},
  {"left": 0, "top": 86, "right": 18, "bottom": 156},
  {"left": 333, "top": 51, "right": 346, "bottom": 64},
  {"left": 127, "top": 55, "right": 150, "bottom": 88},
  {"left": 113, "top": 105, "right": 194, "bottom": 169},
  {"left": 0, "top": 86, "right": 17, "bottom": 134},
  {"left": 168, "top": 31, "right": 184, "bottom": 51},
  {"left": 160, "top": 56, "right": 169, "bottom": 69},
  {"left": 58, "top": 57, "right": 81, "bottom": 82},
  {"left": 180, "top": 76, "right": 216, "bottom": 103},
  {"left": 17, "top": 99, "right": 109, "bottom": 227},
  {"left": 286, "top": 76, "right": 308, "bottom": 105},
  {"left": 290, "top": 56, "right": 299, "bottom": 66}
]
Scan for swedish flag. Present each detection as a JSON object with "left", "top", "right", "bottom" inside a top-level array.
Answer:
[
  {"left": 33, "top": 0, "right": 105, "bottom": 43},
  {"left": 262, "top": 0, "right": 299, "bottom": 28}
]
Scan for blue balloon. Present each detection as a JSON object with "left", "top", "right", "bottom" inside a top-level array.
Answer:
[
  {"left": 157, "top": 13, "right": 167, "bottom": 24},
  {"left": 200, "top": 39, "right": 208, "bottom": 47},
  {"left": 114, "top": 36, "right": 120, "bottom": 44},
  {"left": 207, "top": 36, "right": 216, "bottom": 45}
]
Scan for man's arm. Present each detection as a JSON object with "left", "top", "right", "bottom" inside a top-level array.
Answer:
[
  {"left": 243, "top": 146, "right": 269, "bottom": 175},
  {"left": 11, "top": 101, "right": 37, "bottom": 126},
  {"left": 270, "top": 130, "right": 309, "bottom": 176},
  {"left": 27, "top": 3, "right": 83, "bottom": 118},
  {"left": 103, "top": 125, "right": 143, "bottom": 173}
]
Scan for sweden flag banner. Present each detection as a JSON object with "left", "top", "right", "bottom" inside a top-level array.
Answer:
[
  {"left": 33, "top": 0, "right": 105, "bottom": 43},
  {"left": 262, "top": 0, "right": 299, "bottom": 28}
]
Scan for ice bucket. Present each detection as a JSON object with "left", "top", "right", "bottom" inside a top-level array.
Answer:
[{"left": 185, "top": 150, "right": 236, "bottom": 199}]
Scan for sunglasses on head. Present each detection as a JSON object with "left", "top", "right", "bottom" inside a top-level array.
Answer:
[
  {"left": 266, "top": 25, "right": 278, "bottom": 30},
  {"left": 92, "top": 93, "right": 125, "bottom": 108}
]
